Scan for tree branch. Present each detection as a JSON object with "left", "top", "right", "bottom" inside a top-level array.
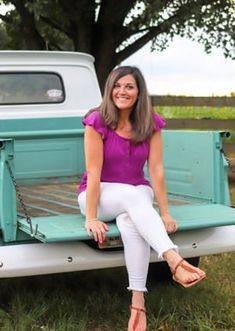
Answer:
[
  {"left": 6, "top": 0, "right": 46, "bottom": 49},
  {"left": 116, "top": 20, "right": 176, "bottom": 63},
  {"left": 116, "top": 0, "right": 216, "bottom": 63},
  {"left": 0, "top": 13, "right": 13, "bottom": 24},
  {"left": 40, "top": 15, "right": 69, "bottom": 36}
]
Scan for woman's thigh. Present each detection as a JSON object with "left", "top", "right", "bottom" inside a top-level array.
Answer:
[{"left": 78, "top": 183, "right": 154, "bottom": 221}]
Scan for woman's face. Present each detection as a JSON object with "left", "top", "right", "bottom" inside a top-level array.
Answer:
[{"left": 112, "top": 74, "right": 139, "bottom": 112}]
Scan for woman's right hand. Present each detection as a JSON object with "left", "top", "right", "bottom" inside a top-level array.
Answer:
[{"left": 85, "top": 219, "right": 109, "bottom": 244}]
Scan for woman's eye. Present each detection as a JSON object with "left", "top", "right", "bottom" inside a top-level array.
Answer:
[{"left": 113, "top": 84, "right": 135, "bottom": 90}]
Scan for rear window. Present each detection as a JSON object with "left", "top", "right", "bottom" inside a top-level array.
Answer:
[{"left": 0, "top": 72, "right": 65, "bottom": 104}]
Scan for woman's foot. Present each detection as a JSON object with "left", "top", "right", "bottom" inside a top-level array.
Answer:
[
  {"left": 128, "top": 291, "right": 147, "bottom": 331},
  {"left": 171, "top": 258, "right": 206, "bottom": 287},
  {"left": 128, "top": 306, "right": 146, "bottom": 331},
  {"left": 164, "top": 251, "right": 206, "bottom": 288}
]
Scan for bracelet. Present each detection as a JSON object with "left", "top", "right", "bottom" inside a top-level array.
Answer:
[{"left": 86, "top": 218, "right": 98, "bottom": 222}]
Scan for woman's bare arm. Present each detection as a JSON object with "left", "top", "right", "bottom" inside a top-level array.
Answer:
[
  {"left": 84, "top": 125, "right": 108, "bottom": 242},
  {"left": 148, "top": 131, "right": 177, "bottom": 233}
]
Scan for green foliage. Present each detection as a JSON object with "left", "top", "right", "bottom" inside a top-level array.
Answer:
[
  {"left": 0, "top": 23, "right": 10, "bottom": 49},
  {"left": 0, "top": 0, "right": 234, "bottom": 87}
]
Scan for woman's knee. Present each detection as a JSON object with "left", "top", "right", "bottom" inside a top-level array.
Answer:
[
  {"left": 116, "top": 213, "right": 149, "bottom": 248},
  {"left": 116, "top": 213, "right": 134, "bottom": 231}
]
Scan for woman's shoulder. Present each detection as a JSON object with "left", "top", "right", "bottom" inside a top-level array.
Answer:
[
  {"left": 82, "top": 108, "right": 108, "bottom": 137},
  {"left": 83, "top": 107, "right": 102, "bottom": 119},
  {"left": 152, "top": 112, "right": 166, "bottom": 131},
  {"left": 83, "top": 108, "right": 104, "bottom": 124}
]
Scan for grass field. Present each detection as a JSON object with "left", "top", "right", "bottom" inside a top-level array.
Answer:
[
  {"left": 0, "top": 252, "right": 234, "bottom": 331},
  {"left": 154, "top": 106, "right": 235, "bottom": 119}
]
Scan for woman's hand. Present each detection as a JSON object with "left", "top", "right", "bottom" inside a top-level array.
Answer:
[
  {"left": 161, "top": 213, "right": 178, "bottom": 234},
  {"left": 85, "top": 219, "right": 109, "bottom": 244}
]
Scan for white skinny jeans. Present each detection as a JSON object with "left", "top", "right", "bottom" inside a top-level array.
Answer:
[{"left": 78, "top": 182, "right": 178, "bottom": 292}]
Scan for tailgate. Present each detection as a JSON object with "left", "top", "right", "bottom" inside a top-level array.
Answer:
[{"left": 18, "top": 204, "right": 235, "bottom": 243}]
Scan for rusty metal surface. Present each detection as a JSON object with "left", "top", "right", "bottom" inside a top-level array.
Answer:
[
  {"left": 17, "top": 182, "right": 80, "bottom": 217},
  {"left": 17, "top": 182, "right": 193, "bottom": 218}
]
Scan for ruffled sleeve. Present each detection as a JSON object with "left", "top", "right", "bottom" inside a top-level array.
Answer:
[
  {"left": 82, "top": 111, "right": 108, "bottom": 139},
  {"left": 152, "top": 112, "right": 166, "bottom": 131}
]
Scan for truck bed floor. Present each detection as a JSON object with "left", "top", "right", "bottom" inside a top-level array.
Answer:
[
  {"left": 18, "top": 182, "right": 80, "bottom": 217},
  {"left": 17, "top": 182, "right": 192, "bottom": 219}
]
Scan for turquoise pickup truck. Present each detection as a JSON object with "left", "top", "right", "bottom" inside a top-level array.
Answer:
[{"left": 0, "top": 51, "right": 235, "bottom": 278}]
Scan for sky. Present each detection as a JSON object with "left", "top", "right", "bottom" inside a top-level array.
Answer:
[
  {"left": 123, "top": 37, "right": 235, "bottom": 96},
  {"left": 1, "top": 4, "right": 234, "bottom": 97}
]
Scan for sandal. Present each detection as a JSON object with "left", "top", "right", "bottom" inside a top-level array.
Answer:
[
  {"left": 171, "top": 258, "right": 206, "bottom": 288},
  {"left": 129, "top": 305, "right": 146, "bottom": 330}
]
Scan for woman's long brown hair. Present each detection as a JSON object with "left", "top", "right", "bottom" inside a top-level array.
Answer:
[{"left": 87, "top": 66, "right": 155, "bottom": 144}]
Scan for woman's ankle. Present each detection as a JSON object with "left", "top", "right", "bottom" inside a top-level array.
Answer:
[
  {"left": 131, "top": 290, "right": 145, "bottom": 308},
  {"left": 163, "top": 249, "right": 182, "bottom": 269}
]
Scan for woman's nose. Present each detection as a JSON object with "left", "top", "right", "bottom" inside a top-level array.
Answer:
[{"left": 119, "top": 85, "right": 126, "bottom": 94}]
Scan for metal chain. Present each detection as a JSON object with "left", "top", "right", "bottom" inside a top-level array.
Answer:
[{"left": 5, "top": 160, "right": 38, "bottom": 236}]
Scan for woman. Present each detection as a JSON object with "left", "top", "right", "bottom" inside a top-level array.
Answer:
[{"left": 78, "top": 66, "right": 206, "bottom": 331}]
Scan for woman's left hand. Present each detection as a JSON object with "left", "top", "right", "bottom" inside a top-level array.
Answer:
[
  {"left": 85, "top": 219, "right": 109, "bottom": 244},
  {"left": 161, "top": 213, "right": 178, "bottom": 234}
]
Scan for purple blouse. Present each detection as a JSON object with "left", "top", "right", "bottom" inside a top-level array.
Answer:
[{"left": 78, "top": 111, "right": 165, "bottom": 193}]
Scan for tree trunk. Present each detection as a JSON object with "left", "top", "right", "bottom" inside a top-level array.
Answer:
[
  {"left": 9, "top": 0, "right": 45, "bottom": 49},
  {"left": 89, "top": 0, "right": 133, "bottom": 91},
  {"left": 94, "top": 53, "right": 117, "bottom": 93}
]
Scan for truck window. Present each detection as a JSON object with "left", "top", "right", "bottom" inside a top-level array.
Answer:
[{"left": 0, "top": 72, "right": 65, "bottom": 104}]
